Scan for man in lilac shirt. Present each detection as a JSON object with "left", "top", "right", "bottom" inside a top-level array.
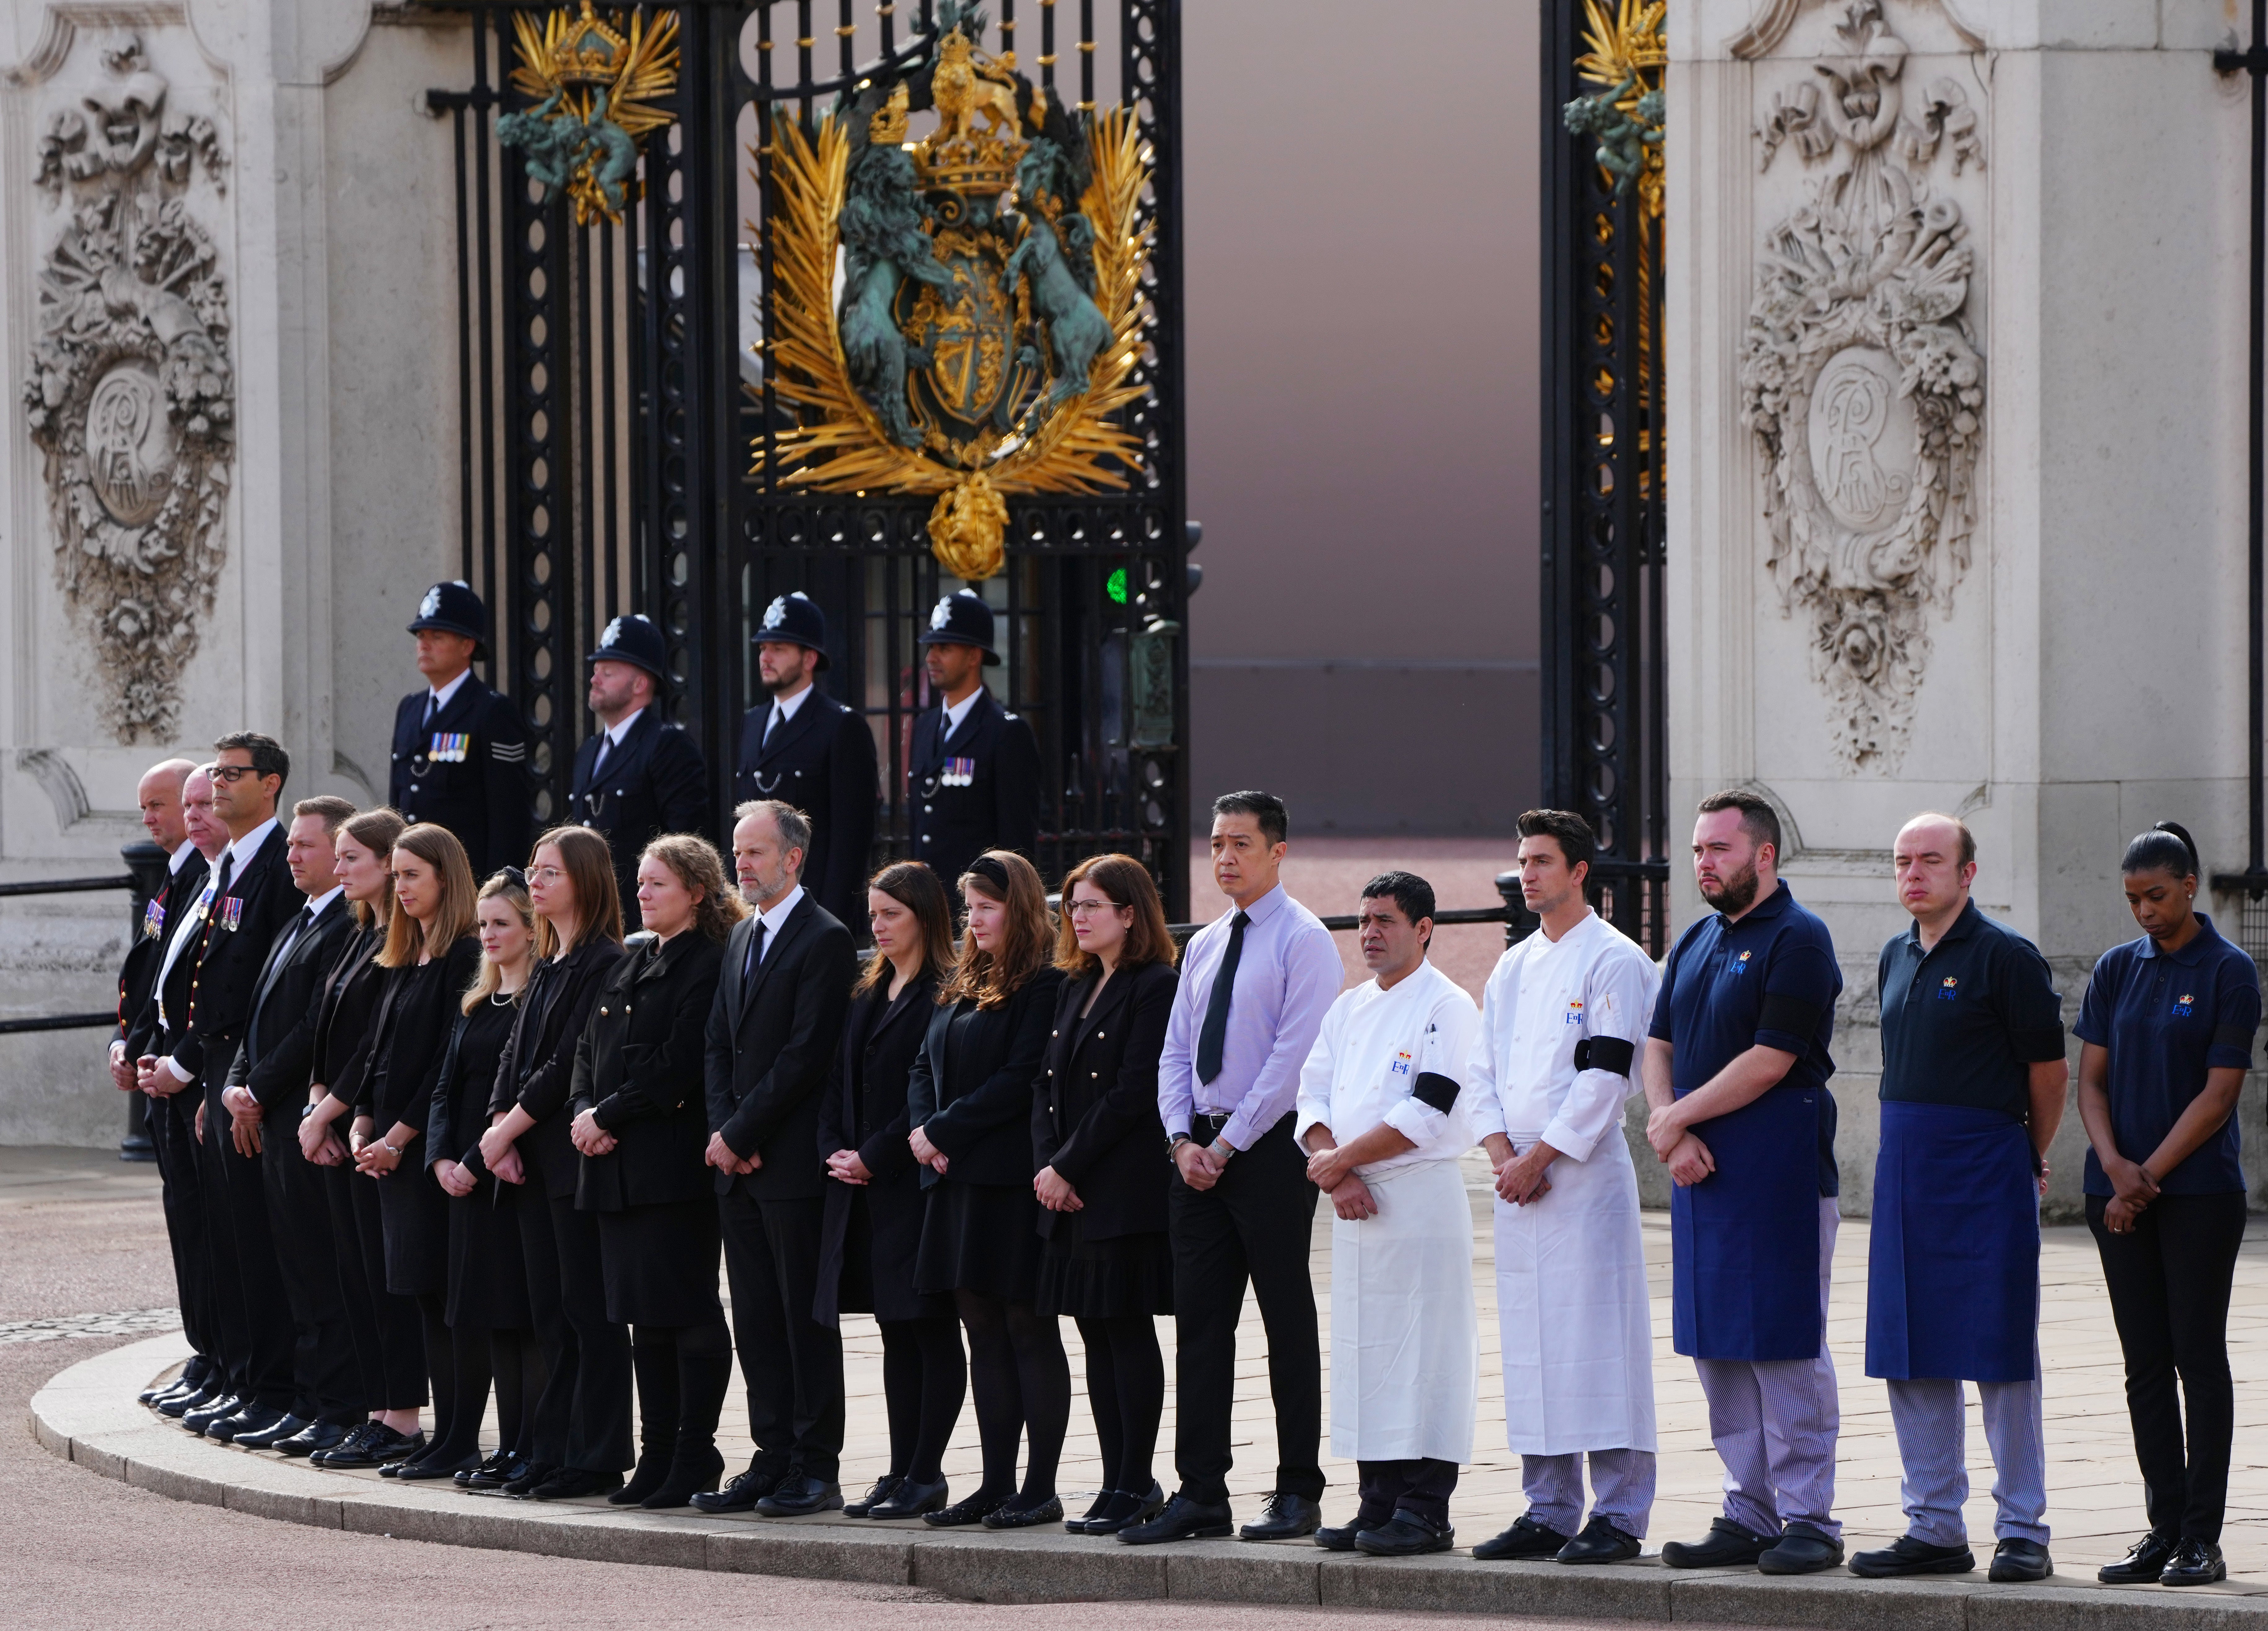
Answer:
[{"left": 1121, "top": 790, "right": 1345, "bottom": 1545}]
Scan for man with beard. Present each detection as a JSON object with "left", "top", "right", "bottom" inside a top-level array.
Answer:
[{"left": 1641, "top": 790, "right": 1847, "bottom": 1575}]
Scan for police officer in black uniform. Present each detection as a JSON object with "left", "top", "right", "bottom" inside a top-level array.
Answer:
[
  {"left": 732, "top": 592, "right": 878, "bottom": 928},
  {"left": 570, "top": 613, "right": 709, "bottom": 928},
  {"left": 909, "top": 590, "right": 1040, "bottom": 889},
  {"left": 390, "top": 581, "right": 531, "bottom": 877}
]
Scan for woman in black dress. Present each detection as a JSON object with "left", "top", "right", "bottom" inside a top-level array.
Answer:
[
  {"left": 348, "top": 823, "right": 481, "bottom": 1479},
  {"left": 421, "top": 868, "right": 541, "bottom": 1486},
  {"left": 1034, "top": 853, "right": 1179, "bottom": 1536},
  {"left": 478, "top": 824, "right": 629, "bottom": 1499},
  {"left": 820, "top": 861, "right": 965, "bottom": 1520},
  {"left": 907, "top": 851, "right": 1066, "bottom": 1529},
  {"left": 570, "top": 833, "right": 740, "bottom": 1509}
]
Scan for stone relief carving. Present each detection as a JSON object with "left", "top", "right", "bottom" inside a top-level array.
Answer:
[
  {"left": 21, "top": 33, "right": 232, "bottom": 744},
  {"left": 1738, "top": 0, "right": 1983, "bottom": 771}
]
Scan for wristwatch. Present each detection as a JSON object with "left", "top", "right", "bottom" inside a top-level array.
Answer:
[
  {"left": 1208, "top": 1137, "right": 1235, "bottom": 1164},
  {"left": 1167, "top": 1131, "right": 1192, "bottom": 1157}
]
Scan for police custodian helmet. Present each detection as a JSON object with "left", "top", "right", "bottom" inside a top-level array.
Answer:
[
  {"left": 588, "top": 613, "right": 673, "bottom": 687},
  {"left": 756, "top": 591, "right": 830, "bottom": 670},
  {"left": 918, "top": 589, "right": 1001, "bottom": 666},
  {"left": 409, "top": 580, "right": 490, "bottom": 661}
]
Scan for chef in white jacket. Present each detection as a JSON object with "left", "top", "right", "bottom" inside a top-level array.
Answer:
[
  {"left": 1468, "top": 810, "right": 1661, "bottom": 1566},
  {"left": 1296, "top": 870, "right": 1481, "bottom": 1558}
]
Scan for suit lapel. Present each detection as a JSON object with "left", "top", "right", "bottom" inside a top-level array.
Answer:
[
  {"left": 943, "top": 689, "right": 995, "bottom": 753},
  {"left": 429, "top": 678, "right": 482, "bottom": 736},
  {"left": 756, "top": 690, "right": 830, "bottom": 767},
  {"left": 870, "top": 970, "right": 934, "bottom": 1047},
  {"left": 740, "top": 895, "right": 815, "bottom": 1018},
  {"left": 1072, "top": 967, "right": 1130, "bottom": 1053}
]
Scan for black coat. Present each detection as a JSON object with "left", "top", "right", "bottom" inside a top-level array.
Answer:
[
  {"left": 703, "top": 893, "right": 857, "bottom": 1201},
  {"left": 490, "top": 937, "right": 629, "bottom": 1199},
  {"left": 390, "top": 676, "right": 532, "bottom": 879},
  {"left": 733, "top": 689, "right": 879, "bottom": 929},
  {"left": 569, "top": 710, "right": 709, "bottom": 929},
  {"left": 905, "top": 966, "right": 1063, "bottom": 1190},
  {"left": 908, "top": 688, "right": 1040, "bottom": 889},
  {"left": 1034, "top": 961, "right": 1177, "bottom": 1242},
  {"left": 167, "top": 825, "right": 299, "bottom": 1086},
  {"left": 225, "top": 892, "right": 356, "bottom": 1114},
  {"left": 815, "top": 968, "right": 948, "bottom": 1324},
  {"left": 426, "top": 995, "right": 518, "bottom": 1180},
  {"left": 118, "top": 848, "right": 209, "bottom": 1062},
  {"left": 572, "top": 930, "right": 727, "bottom": 1212},
  {"left": 313, "top": 922, "right": 387, "bottom": 1104},
  {"left": 357, "top": 937, "right": 483, "bottom": 1134}
]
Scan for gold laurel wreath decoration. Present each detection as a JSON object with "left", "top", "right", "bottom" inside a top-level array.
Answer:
[{"left": 506, "top": 4, "right": 681, "bottom": 226}]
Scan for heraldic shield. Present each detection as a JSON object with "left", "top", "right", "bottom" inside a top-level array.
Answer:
[{"left": 754, "top": 3, "right": 1150, "bottom": 582}]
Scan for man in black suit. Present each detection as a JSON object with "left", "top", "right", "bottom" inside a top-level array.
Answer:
[
  {"left": 390, "top": 581, "right": 531, "bottom": 877},
  {"left": 216, "top": 794, "right": 359, "bottom": 1451},
  {"left": 572, "top": 613, "right": 709, "bottom": 928},
  {"left": 910, "top": 590, "right": 1040, "bottom": 889},
  {"left": 693, "top": 799, "right": 857, "bottom": 1518},
  {"left": 137, "top": 732, "right": 303, "bottom": 1441},
  {"left": 732, "top": 592, "right": 878, "bottom": 928}
]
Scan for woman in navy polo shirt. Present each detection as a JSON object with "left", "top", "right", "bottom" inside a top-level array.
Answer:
[{"left": 2076, "top": 821, "right": 2259, "bottom": 1589}]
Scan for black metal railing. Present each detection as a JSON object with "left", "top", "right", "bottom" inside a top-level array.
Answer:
[{"left": 1167, "top": 872, "right": 1547, "bottom": 948}]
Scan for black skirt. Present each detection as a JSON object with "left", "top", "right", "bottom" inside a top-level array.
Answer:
[
  {"left": 915, "top": 1176, "right": 1046, "bottom": 1302},
  {"left": 446, "top": 1175, "right": 533, "bottom": 1330},
  {"left": 1035, "top": 1216, "right": 1174, "bottom": 1319},
  {"left": 377, "top": 1161, "right": 450, "bottom": 1298},
  {"left": 598, "top": 1197, "right": 723, "bottom": 1327},
  {"left": 837, "top": 1182, "right": 955, "bottom": 1324}
]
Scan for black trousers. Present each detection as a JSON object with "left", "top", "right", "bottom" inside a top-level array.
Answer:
[
  {"left": 718, "top": 1189, "right": 843, "bottom": 1482},
  {"left": 2088, "top": 1190, "right": 2247, "bottom": 1543},
  {"left": 1167, "top": 1113, "right": 1324, "bottom": 1505},
  {"left": 259, "top": 1106, "right": 363, "bottom": 1423},
  {"left": 514, "top": 1181, "right": 572, "bottom": 1466},
  {"left": 195, "top": 1073, "right": 295, "bottom": 1408},
  {"left": 346, "top": 1163, "right": 429, "bottom": 1409},
  {"left": 1354, "top": 1457, "right": 1458, "bottom": 1528},
  {"left": 320, "top": 1156, "right": 388, "bottom": 1413},
  {"left": 551, "top": 1196, "right": 634, "bottom": 1472},
  {"left": 150, "top": 1087, "right": 218, "bottom": 1371}
]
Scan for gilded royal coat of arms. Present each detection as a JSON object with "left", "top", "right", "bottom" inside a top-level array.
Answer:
[{"left": 755, "top": 6, "right": 1151, "bottom": 580}]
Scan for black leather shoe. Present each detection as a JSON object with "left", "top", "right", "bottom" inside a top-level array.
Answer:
[
  {"left": 2162, "top": 1538, "right": 2226, "bottom": 1587},
  {"left": 869, "top": 1475, "right": 949, "bottom": 1520},
  {"left": 1758, "top": 1522, "right": 1844, "bottom": 1576},
  {"left": 1850, "top": 1534, "right": 1975, "bottom": 1578},
  {"left": 1474, "top": 1514, "right": 1573, "bottom": 1561},
  {"left": 1989, "top": 1538, "right": 2052, "bottom": 1583},
  {"left": 208, "top": 1404, "right": 285, "bottom": 1444},
  {"left": 459, "top": 1450, "right": 525, "bottom": 1491},
  {"left": 182, "top": 1393, "right": 243, "bottom": 1435},
  {"left": 320, "top": 1423, "right": 423, "bottom": 1468},
  {"left": 925, "top": 1490, "right": 1009, "bottom": 1528},
  {"left": 527, "top": 1466, "right": 624, "bottom": 1501},
  {"left": 396, "top": 1451, "right": 482, "bottom": 1482},
  {"left": 1085, "top": 1483, "right": 1165, "bottom": 1537},
  {"left": 234, "top": 1413, "right": 310, "bottom": 1451},
  {"left": 501, "top": 1460, "right": 556, "bottom": 1497},
  {"left": 690, "top": 1463, "right": 780, "bottom": 1514},
  {"left": 1661, "top": 1517, "right": 1777, "bottom": 1569},
  {"left": 2098, "top": 1531, "right": 2178, "bottom": 1584},
  {"left": 1355, "top": 1512, "right": 1454, "bottom": 1558},
  {"left": 1241, "top": 1491, "right": 1321, "bottom": 1541},
  {"left": 143, "top": 1376, "right": 197, "bottom": 1407},
  {"left": 758, "top": 1475, "right": 844, "bottom": 1517},
  {"left": 846, "top": 1475, "right": 905, "bottom": 1519},
  {"left": 157, "top": 1383, "right": 220, "bottom": 1419},
  {"left": 983, "top": 1495, "right": 1064, "bottom": 1530},
  {"left": 310, "top": 1421, "right": 383, "bottom": 1467},
  {"left": 1558, "top": 1515, "right": 1643, "bottom": 1564},
  {"left": 1119, "top": 1494, "right": 1234, "bottom": 1545},
  {"left": 1313, "top": 1520, "right": 1369, "bottom": 1552},
  {"left": 273, "top": 1420, "right": 348, "bottom": 1459}
]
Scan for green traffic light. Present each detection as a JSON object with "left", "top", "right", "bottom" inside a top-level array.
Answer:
[{"left": 1106, "top": 566, "right": 1128, "bottom": 604}]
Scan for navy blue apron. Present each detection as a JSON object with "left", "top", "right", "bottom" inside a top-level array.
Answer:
[
  {"left": 1671, "top": 1082, "right": 1823, "bottom": 1362},
  {"left": 1864, "top": 1100, "right": 2037, "bottom": 1383}
]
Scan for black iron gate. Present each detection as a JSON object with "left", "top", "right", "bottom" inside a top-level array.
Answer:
[
  {"left": 428, "top": 0, "right": 1190, "bottom": 915},
  {"left": 1538, "top": 0, "right": 1670, "bottom": 953}
]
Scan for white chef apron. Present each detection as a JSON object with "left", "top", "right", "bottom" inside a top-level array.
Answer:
[
  {"left": 1494, "top": 1129, "right": 1658, "bottom": 1455},
  {"left": 1329, "top": 1157, "right": 1477, "bottom": 1465}
]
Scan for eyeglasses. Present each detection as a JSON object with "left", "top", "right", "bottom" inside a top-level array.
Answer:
[
  {"left": 209, "top": 764, "right": 265, "bottom": 784},
  {"left": 526, "top": 865, "right": 567, "bottom": 884},
  {"left": 1064, "top": 899, "right": 1126, "bottom": 917}
]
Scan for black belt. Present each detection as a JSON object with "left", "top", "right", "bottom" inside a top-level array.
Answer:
[{"left": 1192, "top": 1111, "right": 1231, "bottom": 1138}]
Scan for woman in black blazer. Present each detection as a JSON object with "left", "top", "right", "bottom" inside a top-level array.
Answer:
[
  {"left": 569, "top": 834, "right": 738, "bottom": 1510},
  {"left": 1034, "top": 854, "right": 1180, "bottom": 1535},
  {"left": 820, "top": 861, "right": 965, "bottom": 1520},
  {"left": 906, "top": 851, "right": 1066, "bottom": 1529}
]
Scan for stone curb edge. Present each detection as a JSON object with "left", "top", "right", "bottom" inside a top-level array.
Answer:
[{"left": 27, "top": 1335, "right": 2268, "bottom": 1628}]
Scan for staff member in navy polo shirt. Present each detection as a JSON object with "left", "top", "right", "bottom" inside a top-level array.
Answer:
[
  {"left": 2077, "top": 821, "right": 2259, "bottom": 1590},
  {"left": 1641, "top": 790, "right": 1845, "bottom": 1576},
  {"left": 1851, "top": 814, "right": 2065, "bottom": 1585}
]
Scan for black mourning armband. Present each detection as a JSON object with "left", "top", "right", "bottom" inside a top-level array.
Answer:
[
  {"left": 1412, "top": 1071, "right": 1461, "bottom": 1113},
  {"left": 1756, "top": 993, "right": 1823, "bottom": 1041},
  {"left": 2214, "top": 1022, "right": 2257, "bottom": 1058},
  {"left": 1573, "top": 1035, "right": 1635, "bottom": 1077}
]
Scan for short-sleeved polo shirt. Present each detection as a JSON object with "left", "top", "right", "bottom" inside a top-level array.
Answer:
[
  {"left": 1650, "top": 878, "right": 1844, "bottom": 1196},
  {"left": 1877, "top": 899, "right": 2065, "bottom": 1121},
  {"left": 2074, "top": 912, "right": 2260, "bottom": 1196}
]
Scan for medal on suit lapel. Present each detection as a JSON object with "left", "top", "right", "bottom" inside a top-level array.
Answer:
[
  {"left": 429, "top": 732, "right": 471, "bottom": 764},
  {"left": 141, "top": 897, "right": 166, "bottom": 939},
  {"left": 218, "top": 895, "right": 244, "bottom": 933},
  {"left": 942, "top": 755, "right": 976, "bottom": 788}
]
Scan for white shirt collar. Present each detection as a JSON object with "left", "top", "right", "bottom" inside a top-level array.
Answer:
[
  {"left": 770, "top": 683, "right": 814, "bottom": 725},
  {"left": 604, "top": 706, "right": 646, "bottom": 748},
  {"left": 298, "top": 885, "right": 344, "bottom": 918},
  {"left": 942, "top": 688, "right": 983, "bottom": 734},
  {"left": 755, "top": 883, "right": 805, "bottom": 935},
  {"left": 226, "top": 817, "right": 279, "bottom": 872},
  {"left": 428, "top": 668, "right": 472, "bottom": 712},
  {"left": 166, "top": 841, "right": 195, "bottom": 876}
]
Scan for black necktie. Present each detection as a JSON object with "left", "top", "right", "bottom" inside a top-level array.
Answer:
[
  {"left": 940, "top": 707, "right": 956, "bottom": 749},
  {"left": 743, "top": 917, "right": 767, "bottom": 987},
  {"left": 211, "top": 850, "right": 236, "bottom": 908},
  {"left": 593, "top": 732, "right": 612, "bottom": 776},
  {"left": 1195, "top": 910, "right": 1250, "bottom": 1087},
  {"left": 423, "top": 692, "right": 438, "bottom": 727}
]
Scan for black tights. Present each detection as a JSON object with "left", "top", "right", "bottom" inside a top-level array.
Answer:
[
  {"left": 490, "top": 1328, "right": 544, "bottom": 1456},
  {"left": 629, "top": 1317, "right": 733, "bottom": 1458},
  {"left": 879, "top": 1315, "right": 965, "bottom": 1484},
  {"left": 956, "top": 1290, "right": 1068, "bottom": 1504},
  {"left": 414, "top": 1293, "right": 458, "bottom": 1458},
  {"left": 1076, "top": 1315, "right": 1163, "bottom": 1497}
]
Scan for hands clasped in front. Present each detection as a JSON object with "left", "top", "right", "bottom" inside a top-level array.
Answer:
[
  {"left": 1645, "top": 1099, "right": 1717, "bottom": 1187},
  {"left": 1303, "top": 1143, "right": 1377, "bottom": 1221}
]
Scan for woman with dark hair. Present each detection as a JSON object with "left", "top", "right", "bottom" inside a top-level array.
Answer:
[
  {"left": 1034, "top": 853, "right": 1179, "bottom": 1535},
  {"left": 569, "top": 834, "right": 741, "bottom": 1509},
  {"left": 906, "top": 851, "right": 1066, "bottom": 1528},
  {"left": 478, "top": 824, "right": 630, "bottom": 1499},
  {"left": 820, "top": 861, "right": 966, "bottom": 1521},
  {"left": 2078, "top": 821, "right": 2261, "bottom": 1588}
]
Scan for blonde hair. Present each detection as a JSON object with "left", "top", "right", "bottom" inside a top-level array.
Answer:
[
  {"left": 640, "top": 833, "right": 746, "bottom": 943},
  {"left": 937, "top": 851, "right": 1053, "bottom": 1010},
  {"left": 340, "top": 807, "right": 406, "bottom": 931},
  {"left": 462, "top": 870, "right": 536, "bottom": 1014},
  {"left": 529, "top": 825, "right": 624, "bottom": 958},
  {"left": 377, "top": 824, "right": 479, "bottom": 968}
]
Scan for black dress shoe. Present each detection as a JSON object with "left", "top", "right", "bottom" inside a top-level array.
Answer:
[
  {"left": 182, "top": 1394, "right": 243, "bottom": 1435},
  {"left": 1085, "top": 1483, "right": 1166, "bottom": 1538},
  {"left": 1119, "top": 1494, "right": 1234, "bottom": 1545},
  {"left": 234, "top": 1413, "right": 310, "bottom": 1450},
  {"left": 309, "top": 1421, "right": 382, "bottom": 1467},
  {"left": 209, "top": 1404, "right": 285, "bottom": 1444},
  {"left": 868, "top": 1476, "right": 950, "bottom": 1520},
  {"left": 2098, "top": 1531, "right": 2178, "bottom": 1584},
  {"left": 143, "top": 1376, "right": 196, "bottom": 1407},
  {"left": 846, "top": 1475, "right": 905, "bottom": 1519},
  {"left": 1240, "top": 1492, "right": 1321, "bottom": 1541},
  {"left": 1355, "top": 1512, "right": 1455, "bottom": 1557},
  {"left": 501, "top": 1460, "right": 556, "bottom": 1497},
  {"left": 982, "top": 1495, "right": 1064, "bottom": 1530},
  {"left": 1475, "top": 1514, "right": 1573, "bottom": 1561},
  {"left": 924, "top": 1490, "right": 1008, "bottom": 1528},
  {"left": 395, "top": 1452, "right": 482, "bottom": 1482},
  {"left": 1850, "top": 1535, "right": 1975, "bottom": 1578},
  {"left": 1757, "top": 1522, "right": 1844, "bottom": 1576},
  {"left": 527, "top": 1466, "right": 624, "bottom": 1501},
  {"left": 758, "top": 1474, "right": 844, "bottom": 1517},
  {"left": 2162, "top": 1538, "right": 2226, "bottom": 1587},
  {"left": 1313, "top": 1521, "right": 1368, "bottom": 1552},
  {"left": 274, "top": 1420, "right": 348, "bottom": 1459},
  {"left": 640, "top": 1446, "right": 727, "bottom": 1511},
  {"left": 1558, "top": 1515, "right": 1643, "bottom": 1564},
  {"left": 1661, "top": 1517, "right": 1777, "bottom": 1569},
  {"left": 157, "top": 1383, "right": 220, "bottom": 1419},
  {"left": 318, "top": 1423, "right": 422, "bottom": 1468},
  {"left": 690, "top": 1463, "right": 780, "bottom": 1514},
  {"left": 459, "top": 1450, "right": 524, "bottom": 1491},
  {"left": 1989, "top": 1538, "right": 2052, "bottom": 1583}
]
